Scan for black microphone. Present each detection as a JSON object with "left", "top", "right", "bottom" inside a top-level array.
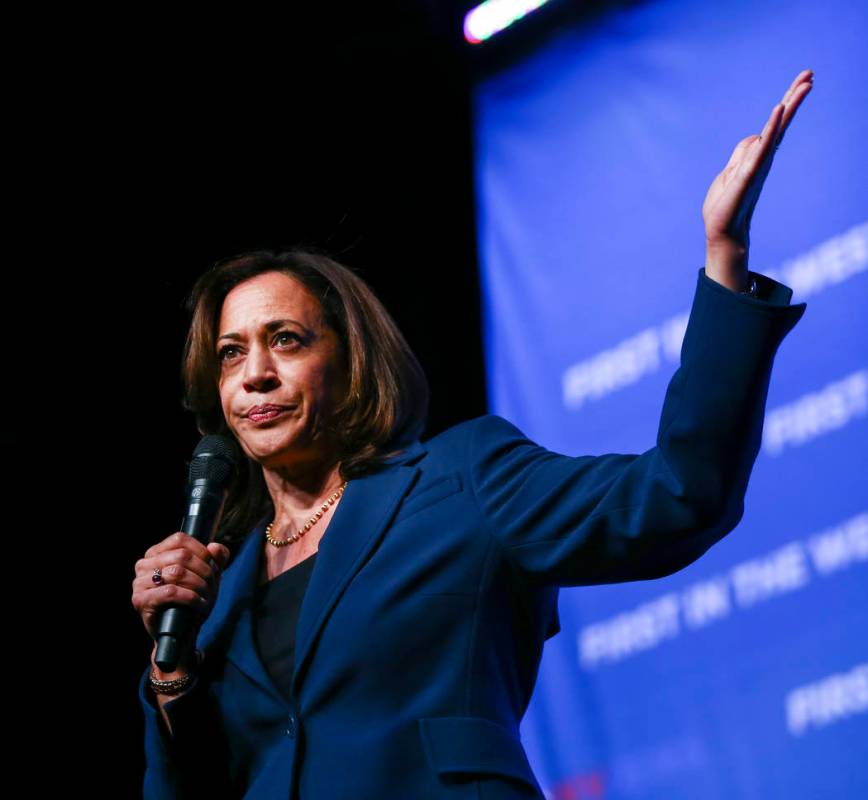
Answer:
[{"left": 154, "top": 434, "right": 240, "bottom": 672}]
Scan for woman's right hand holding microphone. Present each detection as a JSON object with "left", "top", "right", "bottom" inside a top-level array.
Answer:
[{"left": 132, "top": 532, "right": 232, "bottom": 703}]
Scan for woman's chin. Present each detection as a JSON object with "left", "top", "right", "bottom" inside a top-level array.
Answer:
[
  {"left": 235, "top": 423, "right": 337, "bottom": 471},
  {"left": 244, "top": 437, "right": 318, "bottom": 471}
]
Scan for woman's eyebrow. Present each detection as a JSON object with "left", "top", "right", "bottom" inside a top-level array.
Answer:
[{"left": 217, "top": 318, "right": 307, "bottom": 342}]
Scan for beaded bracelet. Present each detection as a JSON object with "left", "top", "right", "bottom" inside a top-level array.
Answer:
[{"left": 149, "top": 649, "right": 203, "bottom": 696}]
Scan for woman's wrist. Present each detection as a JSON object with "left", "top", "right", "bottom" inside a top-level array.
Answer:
[
  {"left": 149, "top": 648, "right": 203, "bottom": 697},
  {"left": 705, "top": 240, "right": 750, "bottom": 292},
  {"left": 150, "top": 643, "right": 201, "bottom": 681}
]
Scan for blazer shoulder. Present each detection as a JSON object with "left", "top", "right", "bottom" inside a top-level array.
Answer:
[{"left": 422, "top": 414, "right": 524, "bottom": 457}]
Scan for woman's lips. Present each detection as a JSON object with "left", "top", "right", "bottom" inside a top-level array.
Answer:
[{"left": 247, "top": 405, "right": 295, "bottom": 423}]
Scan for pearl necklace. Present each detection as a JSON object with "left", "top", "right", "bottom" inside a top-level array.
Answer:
[{"left": 264, "top": 481, "right": 348, "bottom": 548}]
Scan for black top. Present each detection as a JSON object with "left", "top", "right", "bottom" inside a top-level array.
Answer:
[{"left": 252, "top": 552, "right": 318, "bottom": 705}]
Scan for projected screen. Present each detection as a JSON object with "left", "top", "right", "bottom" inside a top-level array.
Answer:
[{"left": 471, "top": 0, "right": 867, "bottom": 797}]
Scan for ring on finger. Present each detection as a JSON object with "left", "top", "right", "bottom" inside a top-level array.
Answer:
[{"left": 152, "top": 567, "right": 164, "bottom": 585}]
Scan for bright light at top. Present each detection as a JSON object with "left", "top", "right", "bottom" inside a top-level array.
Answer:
[{"left": 463, "top": 0, "right": 551, "bottom": 44}]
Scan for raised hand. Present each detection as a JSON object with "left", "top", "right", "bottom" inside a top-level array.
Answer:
[{"left": 702, "top": 69, "right": 814, "bottom": 292}]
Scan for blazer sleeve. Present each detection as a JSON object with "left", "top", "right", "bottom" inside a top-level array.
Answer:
[
  {"left": 139, "top": 663, "right": 232, "bottom": 800},
  {"left": 469, "top": 267, "right": 807, "bottom": 587}
]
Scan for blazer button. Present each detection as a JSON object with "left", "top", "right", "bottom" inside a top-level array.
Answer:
[{"left": 285, "top": 713, "right": 296, "bottom": 739}]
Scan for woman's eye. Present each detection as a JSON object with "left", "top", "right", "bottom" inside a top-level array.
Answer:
[
  {"left": 217, "top": 332, "right": 298, "bottom": 362},
  {"left": 275, "top": 331, "right": 300, "bottom": 347}
]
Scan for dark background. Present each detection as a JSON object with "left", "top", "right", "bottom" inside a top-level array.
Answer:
[
  {"left": 104, "top": 5, "right": 481, "bottom": 794},
  {"left": 49, "top": 2, "right": 622, "bottom": 793}
]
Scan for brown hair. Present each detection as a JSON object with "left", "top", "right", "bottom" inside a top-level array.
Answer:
[{"left": 182, "top": 246, "right": 430, "bottom": 547}]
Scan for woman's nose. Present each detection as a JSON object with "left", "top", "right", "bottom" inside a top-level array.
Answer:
[{"left": 242, "top": 344, "right": 279, "bottom": 392}]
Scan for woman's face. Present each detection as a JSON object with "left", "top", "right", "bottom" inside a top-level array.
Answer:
[{"left": 216, "top": 271, "right": 347, "bottom": 472}]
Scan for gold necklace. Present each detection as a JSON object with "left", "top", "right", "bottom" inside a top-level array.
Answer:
[{"left": 264, "top": 481, "right": 348, "bottom": 548}]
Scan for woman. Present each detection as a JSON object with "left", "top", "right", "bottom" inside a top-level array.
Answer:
[{"left": 133, "top": 71, "right": 813, "bottom": 799}]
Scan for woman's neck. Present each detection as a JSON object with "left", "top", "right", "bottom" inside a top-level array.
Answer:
[{"left": 262, "top": 455, "right": 346, "bottom": 530}]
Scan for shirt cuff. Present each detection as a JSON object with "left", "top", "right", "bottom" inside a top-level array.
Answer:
[{"left": 698, "top": 267, "right": 797, "bottom": 306}]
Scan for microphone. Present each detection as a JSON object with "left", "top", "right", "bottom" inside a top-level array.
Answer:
[{"left": 154, "top": 434, "right": 240, "bottom": 672}]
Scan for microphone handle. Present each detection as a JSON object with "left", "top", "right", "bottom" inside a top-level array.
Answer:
[{"left": 154, "top": 480, "right": 228, "bottom": 672}]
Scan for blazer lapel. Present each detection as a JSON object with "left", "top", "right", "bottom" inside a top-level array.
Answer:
[
  {"left": 292, "top": 445, "right": 426, "bottom": 698},
  {"left": 197, "top": 517, "right": 270, "bottom": 692},
  {"left": 197, "top": 438, "right": 428, "bottom": 705}
]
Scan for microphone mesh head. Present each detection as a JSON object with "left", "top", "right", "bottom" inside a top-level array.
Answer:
[{"left": 188, "top": 434, "right": 241, "bottom": 485}]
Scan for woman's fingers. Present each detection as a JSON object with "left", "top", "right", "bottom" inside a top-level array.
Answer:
[
  {"left": 781, "top": 69, "right": 813, "bottom": 102},
  {"left": 144, "top": 533, "right": 223, "bottom": 583},
  {"left": 749, "top": 103, "right": 785, "bottom": 172},
  {"left": 135, "top": 533, "right": 226, "bottom": 606},
  {"left": 136, "top": 555, "right": 214, "bottom": 596},
  {"left": 763, "top": 102, "right": 785, "bottom": 139},
  {"left": 133, "top": 534, "right": 231, "bottom": 643},
  {"left": 145, "top": 531, "right": 213, "bottom": 564},
  {"left": 777, "top": 78, "right": 813, "bottom": 144},
  {"left": 142, "top": 580, "right": 211, "bottom": 616},
  {"left": 703, "top": 70, "right": 813, "bottom": 247},
  {"left": 132, "top": 554, "right": 216, "bottom": 630},
  {"left": 726, "top": 70, "right": 813, "bottom": 171},
  {"left": 145, "top": 546, "right": 217, "bottom": 588}
]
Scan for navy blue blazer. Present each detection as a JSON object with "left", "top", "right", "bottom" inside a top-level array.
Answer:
[{"left": 140, "top": 267, "right": 805, "bottom": 799}]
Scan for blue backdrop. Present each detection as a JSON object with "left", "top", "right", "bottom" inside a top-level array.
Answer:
[{"left": 472, "top": 1, "right": 867, "bottom": 797}]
